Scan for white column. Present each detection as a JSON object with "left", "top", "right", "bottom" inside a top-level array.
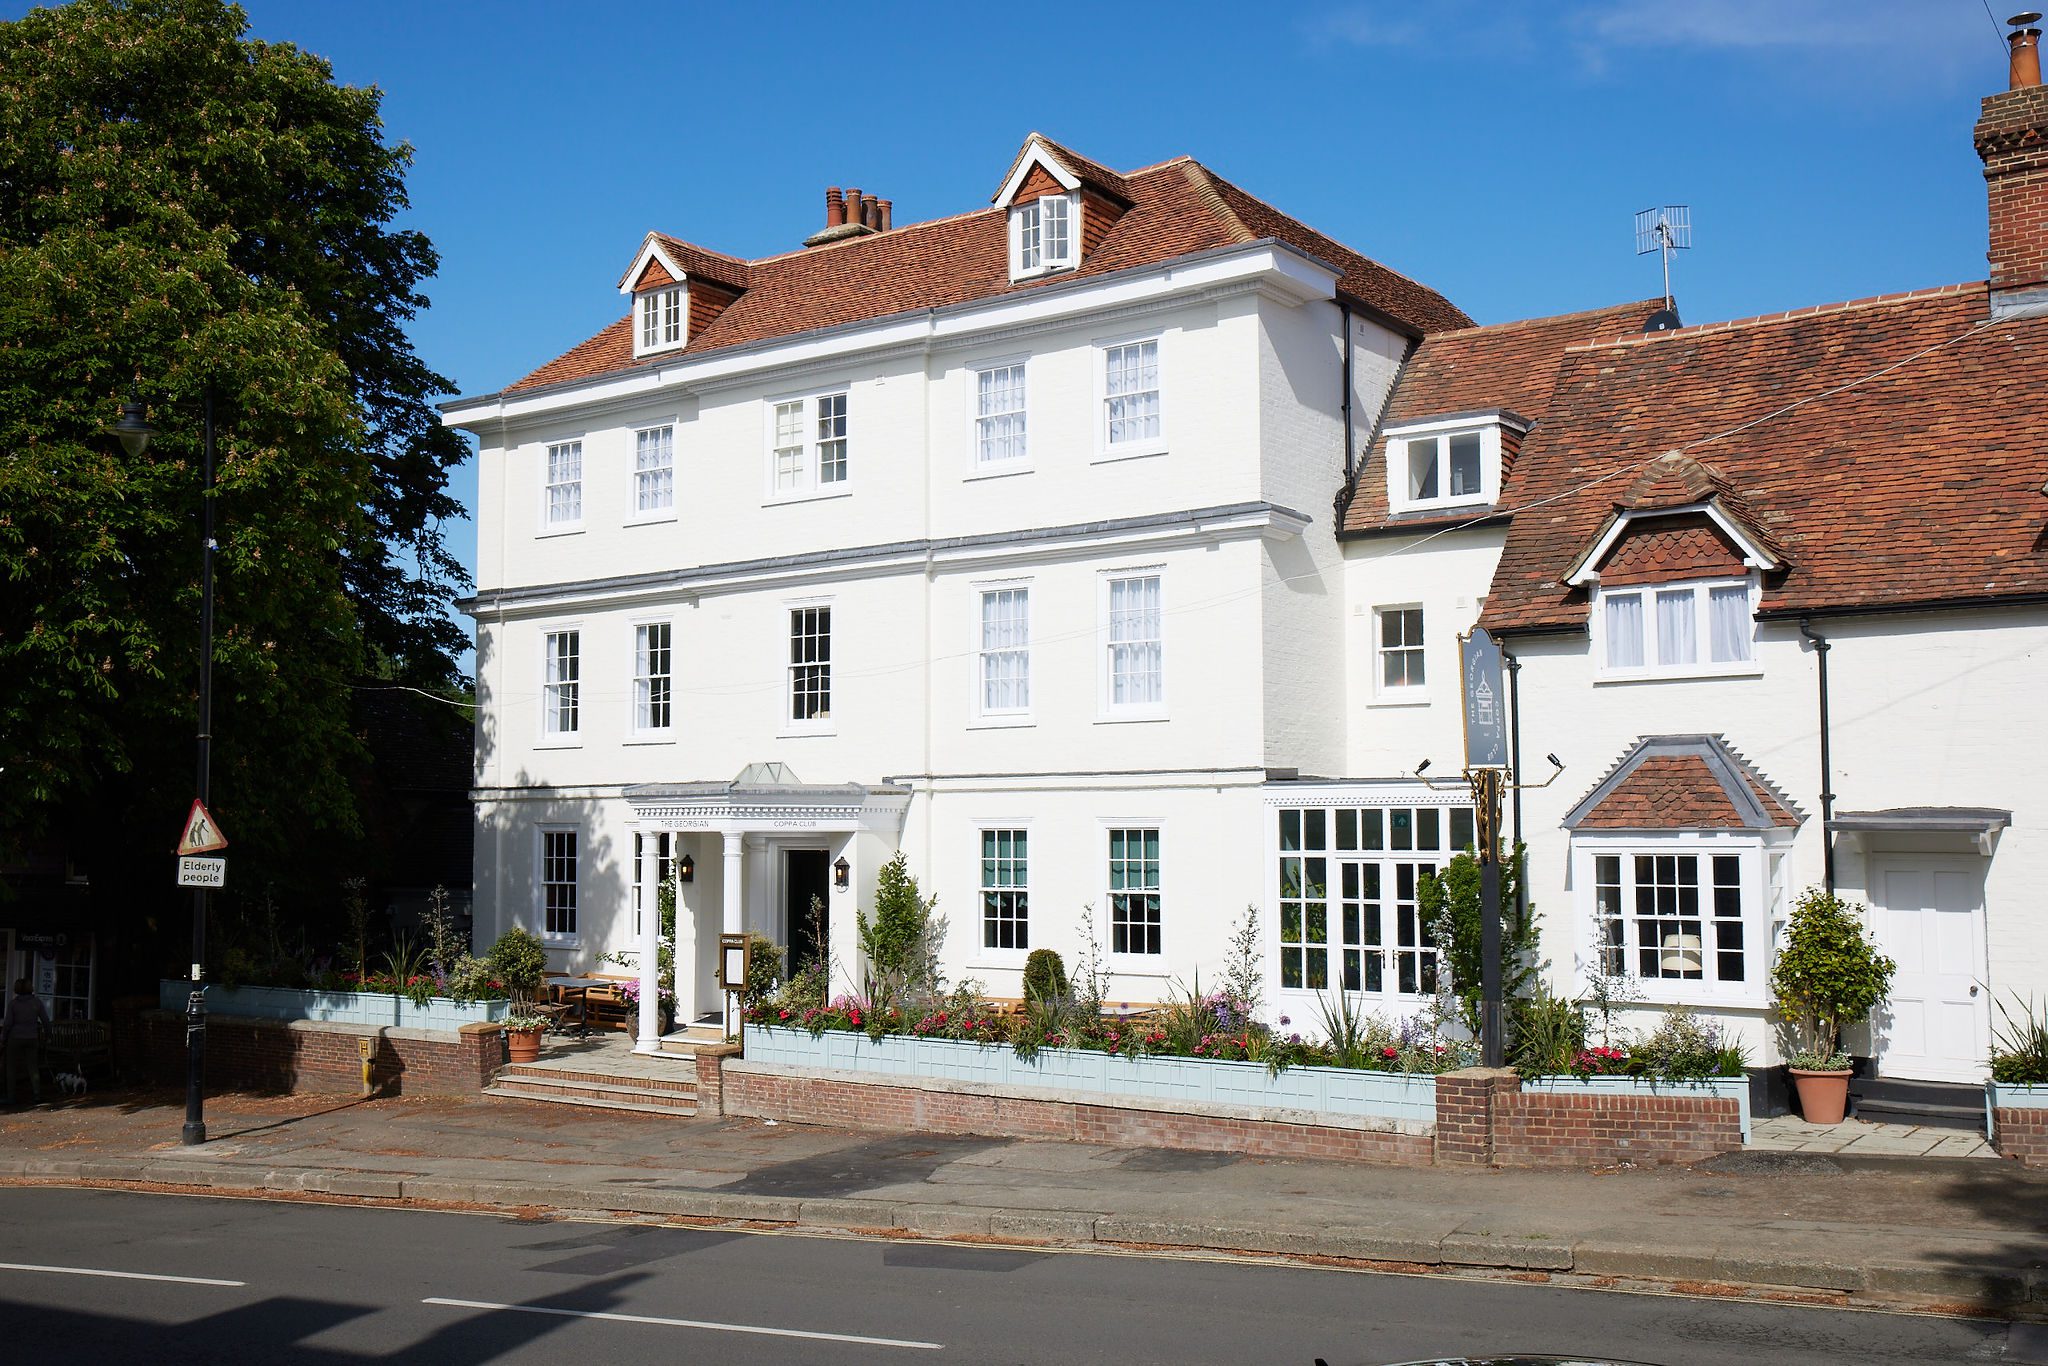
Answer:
[
  {"left": 634, "top": 830, "right": 661, "bottom": 1053},
  {"left": 722, "top": 829, "right": 745, "bottom": 936},
  {"left": 722, "top": 829, "right": 746, "bottom": 1039}
]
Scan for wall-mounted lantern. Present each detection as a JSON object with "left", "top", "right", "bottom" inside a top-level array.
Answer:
[
  {"left": 677, "top": 853, "right": 695, "bottom": 884},
  {"left": 833, "top": 855, "right": 851, "bottom": 891}
]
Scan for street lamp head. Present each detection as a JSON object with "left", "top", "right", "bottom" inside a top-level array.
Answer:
[
  {"left": 108, "top": 389, "right": 156, "bottom": 458},
  {"left": 1546, "top": 753, "right": 1564, "bottom": 771}
]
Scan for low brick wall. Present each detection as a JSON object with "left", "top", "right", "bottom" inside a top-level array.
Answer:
[
  {"left": 1493, "top": 1089, "right": 1741, "bottom": 1167},
  {"left": 713, "top": 1058, "right": 1434, "bottom": 1166},
  {"left": 135, "top": 1010, "right": 505, "bottom": 1096},
  {"left": 1435, "top": 1067, "right": 1520, "bottom": 1165},
  {"left": 1993, "top": 1107, "right": 2048, "bottom": 1167}
]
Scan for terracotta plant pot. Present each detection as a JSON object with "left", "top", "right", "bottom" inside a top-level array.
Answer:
[
  {"left": 1789, "top": 1067, "right": 1852, "bottom": 1124},
  {"left": 505, "top": 1024, "right": 544, "bottom": 1064}
]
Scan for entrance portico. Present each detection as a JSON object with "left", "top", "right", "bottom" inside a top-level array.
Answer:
[{"left": 623, "top": 765, "right": 910, "bottom": 1052}]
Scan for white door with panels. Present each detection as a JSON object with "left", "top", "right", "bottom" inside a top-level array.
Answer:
[{"left": 1872, "top": 859, "right": 1990, "bottom": 1083}]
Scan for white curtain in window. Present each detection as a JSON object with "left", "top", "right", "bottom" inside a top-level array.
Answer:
[
  {"left": 1709, "top": 585, "right": 1751, "bottom": 662},
  {"left": 1604, "top": 593, "right": 1644, "bottom": 668},
  {"left": 1108, "top": 576, "right": 1163, "bottom": 704},
  {"left": 1656, "top": 588, "right": 1697, "bottom": 665}
]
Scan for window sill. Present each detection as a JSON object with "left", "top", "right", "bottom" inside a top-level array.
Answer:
[
  {"left": 967, "top": 715, "right": 1035, "bottom": 731},
  {"left": 625, "top": 513, "right": 677, "bottom": 527},
  {"left": 1095, "top": 711, "right": 1169, "bottom": 725},
  {"left": 779, "top": 725, "right": 837, "bottom": 739},
  {"left": 533, "top": 739, "right": 583, "bottom": 750},
  {"left": 1388, "top": 496, "right": 1494, "bottom": 517},
  {"left": 1594, "top": 663, "right": 1763, "bottom": 685},
  {"left": 623, "top": 734, "right": 676, "bottom": 746},
  {"left": 1104, "top": 959, "right": 1169, "bottom": 975},
  {"left": 1367, "top": 692, "right": 1431, "bottom": 708},
  {"left": 764, "top": 486, "right": 854, "bottom": 509},
  {"left": 964, "top": 956, "right": 1032, "bottom": 972},
  {"left": 1092, "top": 443, "right": 1167, "bottom": 466},
  {"left": 1603, "top": 981, "right": 1766, "bottom": 1011},
  {"left": 965, "top": 462, "right": 1033, "bottom": 482},
  {"left": 535, "top": 525, "right": 585, "bottom": 539},
  {"left": 541, "top": 937, "right": 583, "bottom": 950}
]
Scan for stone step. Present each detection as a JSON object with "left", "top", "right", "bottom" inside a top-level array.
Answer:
[
  {"left": 1851, "top": 1076, "right": 1985, "bottom": 1108},
  {"left": 1852, "top": 1097, "right": 1986, "bottom": 1132},
  {"left": 659, "top": 1028, "right": 730, "bottom": 1054},
  {"left": 499, "top": 1062, "right": 697, "bottom": 1095},
  {"left": 486, "top": 1075, "right": 698, "bottom": 1117}
]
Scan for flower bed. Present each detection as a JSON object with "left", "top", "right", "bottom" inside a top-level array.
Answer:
[
  {"left": 1523, "top": 1074, "right": 1752, "bottom": 1142},
  {"left": 158, "top": 980, "right": 508, "bottom": 1030},
  {"left": 740, "top": 1024, "right": 1440, "bottom": 1124}
]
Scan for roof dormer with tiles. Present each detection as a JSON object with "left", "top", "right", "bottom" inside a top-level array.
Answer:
[
  {"left": 992, "top": 133, "right": 1132, "bottom": 282},
  {"left": 619, "top": 233, "right": 751, "bottom": 360}
]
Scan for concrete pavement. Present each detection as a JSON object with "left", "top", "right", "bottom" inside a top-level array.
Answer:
[{"left": 2, "top": 1086, "right": 2045, "bottom": 1314}]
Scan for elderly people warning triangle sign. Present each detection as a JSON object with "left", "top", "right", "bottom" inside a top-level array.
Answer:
[{"left": 174, "top": 799, "right": 229, "bottom": 855}]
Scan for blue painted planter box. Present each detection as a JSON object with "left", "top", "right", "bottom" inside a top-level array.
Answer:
[
  {"left": 741, "top": 1026, "right": 1437, "bottom": 1124},
  {"left": 1988, "top": 1082, "right": 2048, "bottom": 1140},
  {"left": 1524, "top": 1074, "right": 1752, "bottom": 1142},
  {"left": 158, "top": 981, "right": 507, "bottom": 1031}
]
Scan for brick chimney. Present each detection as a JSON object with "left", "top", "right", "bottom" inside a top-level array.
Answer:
[
  {"left": 803, "top": 183, "right": 880, "bottom": 248},
  {"left": 1976, "top": 12, "right": 2048, "bottom": 317}
]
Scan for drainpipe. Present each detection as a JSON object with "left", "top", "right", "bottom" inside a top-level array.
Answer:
[
  {"left": 1798, "top": 618, "right": 1836, "bottom": 894},
  {"left": 1505, "top": 646, "right": 1526, "bottom": 921},
  {"left": 1338, "top": 302, "right": 1356, "bottom": 484}
]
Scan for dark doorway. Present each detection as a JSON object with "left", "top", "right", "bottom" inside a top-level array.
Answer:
[{"left": 786, "top": 849, "right": 831, "bottom": 976}]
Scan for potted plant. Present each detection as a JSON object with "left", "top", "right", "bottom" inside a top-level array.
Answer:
[
  {"left": 502, "top": 1010, "right": 548, "bottom": 1064},
  {"left": 1770, "top": 887, "right": 1896, "bottom": 1124}
]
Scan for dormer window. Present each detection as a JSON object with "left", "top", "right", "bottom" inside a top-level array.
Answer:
[
  {"left": 638, "top": 287, "right": 684, "bottom": 354},
  {"left": 1594, "top": 578, "right": 1759, "bottom": 680},
  {"left": 1383, "top": 415, "right": 1512, "bottom": 514}
]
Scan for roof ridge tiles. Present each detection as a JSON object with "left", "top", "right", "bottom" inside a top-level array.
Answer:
[
  {"left": 1178, "top": 163, "right": 1256, "bottom": 245},
  {"left": 1438, "top": 297, "right": 1670, "bottom": 339},
  {"left": 1567, "top": 281, "right": 1986, "bottom": 352}
]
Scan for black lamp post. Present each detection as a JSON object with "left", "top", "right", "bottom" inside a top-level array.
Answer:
[{"left": 110, "top": 385, "right": 216, "bottom": 1146}]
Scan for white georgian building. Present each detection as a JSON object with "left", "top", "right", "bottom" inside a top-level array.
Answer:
[{"left": 444, "top": 136, "right": 1475, "bottom": 1036}]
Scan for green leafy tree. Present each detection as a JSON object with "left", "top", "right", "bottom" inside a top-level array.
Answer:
[
  {"left": 1419, "top": 843, "right": 1538, "bottom": 1038},
  {"left": 0, "top": 1, "right": 470, "bottom": 949}
]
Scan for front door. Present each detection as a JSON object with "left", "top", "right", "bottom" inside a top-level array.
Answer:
[
  {"left": 1873, "top": 858, "right": 1990, "bottom": 1082},
  {"left": 785, "top": 849, "right": 831, "bottom": 978}
]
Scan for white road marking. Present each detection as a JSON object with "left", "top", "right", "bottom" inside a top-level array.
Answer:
[
  {"left": 0, "top": 1261, "right": 245, "bottom": 1287},
  {"left": 421, "top": 1297, "right": 943, "bottom": 1350}
]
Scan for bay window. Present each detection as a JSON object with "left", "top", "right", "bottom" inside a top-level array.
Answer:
[{"left": 1585, "top": 842, "right": 1755, "bottom": 997}]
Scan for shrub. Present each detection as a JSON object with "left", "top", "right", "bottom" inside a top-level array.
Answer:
[
  {"left": 1769, "top": 887, "right": 1895, "bottom": 1068},
  {"left": 744, "top": 934, "right": 784, "bottom": 1009},
  {"left": 1991, "top": 995, "right": 2048, "bottom": 1085},
  {"left": 858, "top": 853, "right": 941, "bottom": 998},
  {"left": 485, "top": 925, "right": 549, "bottom": 1001},
  {"left": 1510, "top": 989, "right": 1586, "bottom": 1078},
  {"left": 441, "top": 953, "right": 502, "bottom": 1004},
  {"left": 1421, "top": 843, "right": 1539, "bottom": 1038},
  {"left": 1022, "top": 949, "right": 1068, "bottom": 1004},
  {"left": 1631, "top": 1006, "right": 1744, "bottom": 1081}
]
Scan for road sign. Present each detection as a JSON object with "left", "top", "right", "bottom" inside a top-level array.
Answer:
[
  {"left": 177, "top": 856, "right": 226, "bottom": 889},
  {"left": 175, "top": 798, "right": 228, "bottom": 855},
  {"left": 1460, "top": 628, "right": 1510, "bottom": 770}
]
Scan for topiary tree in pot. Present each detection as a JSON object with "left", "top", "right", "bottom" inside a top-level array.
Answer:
[
  {"left": 1022, "top": 949, "right": 1068, "bottom": 1006},
  {"left": 485, "top": 926, "right": 551, "bottom": 1061},
  {"left": 1770, "top": 887, "right": 1896, "bottom": 1124}
]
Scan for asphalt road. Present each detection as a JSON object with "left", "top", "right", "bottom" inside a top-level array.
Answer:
[{"left": 0, "top": 1188, "right": 2034, "bottom": 1365}]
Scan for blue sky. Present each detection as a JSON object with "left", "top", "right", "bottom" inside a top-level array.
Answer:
[{"left": 16, "top": 0, "right": 2023, "bottom": 607}]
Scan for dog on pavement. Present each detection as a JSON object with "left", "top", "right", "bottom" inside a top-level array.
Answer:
[{"left": 53, "top": 1071, "right": 87, "bottom": 1097}]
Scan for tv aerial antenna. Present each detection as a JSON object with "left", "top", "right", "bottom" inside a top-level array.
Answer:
[{"left": 1635, "top": 205, "right": 1691, "bottom": 317}]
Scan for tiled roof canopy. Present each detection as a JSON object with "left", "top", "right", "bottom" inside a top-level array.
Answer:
[
  {"left": 501, "top": 139, "right": 1470, "bottom": 396},
  {"left": 1481, "top": 284, "right": 2048, "bottom": 633},
  {"left": 1563, "top": 735, "right": 1803, "bottom": 833},
  {"left": 1339, "top": 299, "right": 1668, "bottom": 535}
]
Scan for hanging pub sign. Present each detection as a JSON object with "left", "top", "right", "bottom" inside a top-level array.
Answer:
[{"left": 1460, "top": 628, "right": 1509, "bottom": 770}]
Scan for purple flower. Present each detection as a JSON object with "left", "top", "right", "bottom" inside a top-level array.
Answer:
[{"left": 1277, "top": 1014, "right": 1291, "bottom": 1027}]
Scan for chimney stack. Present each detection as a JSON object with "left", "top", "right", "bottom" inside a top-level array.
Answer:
[
  {"left": 878, "top": 198, "right": 893, "bottom": 232},
  {"left": 1975, "top": 12, "right": 2048, "bottom": 316},
  {"left": 2010, "top": 10, "right": 2042, "bottom": 89},
  {"left": 803, "top": 183, "right": 884, "bottom": 247}
]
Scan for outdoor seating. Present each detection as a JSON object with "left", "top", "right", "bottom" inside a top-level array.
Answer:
[{"left": 42, "top": 1019, "right": 112, "bottom": 1077}]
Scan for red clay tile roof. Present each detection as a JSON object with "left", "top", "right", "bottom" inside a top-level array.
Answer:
[
  {"left": 1595, "top": 514, "right": 1750, "bottom": 587},
  {"left": 1480, "top": 283, "right": 2048, "bottom": 632},
  {"left": 994, "top": 132, "right": 1133, "bottom": 204},
  {"left": 1566, "top": 735, "right": 1802, "bottom": 831},
  {"left": 1340, "top": 299, "right": 1669, "bottom": 534},
  {"left": 499, "top": 143, "right": 1467, "bottom": 396}
]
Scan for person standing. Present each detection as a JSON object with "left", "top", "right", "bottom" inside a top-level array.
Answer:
[{"left": 2, "top": 978, "right": 50, "bottom": 1106}]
